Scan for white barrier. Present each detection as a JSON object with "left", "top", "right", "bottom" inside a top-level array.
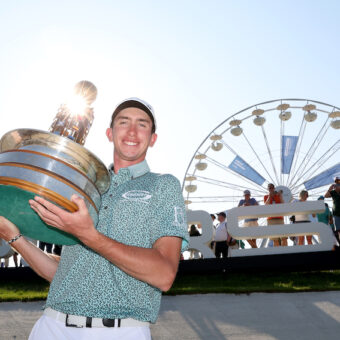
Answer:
[
  {"left": 187, "top": 210, "right": 215, "bottom": 258},
  {"left": 187, "top": 201, "right": 335, "bottom": 257}
]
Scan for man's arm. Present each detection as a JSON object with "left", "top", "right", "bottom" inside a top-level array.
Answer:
[
  {"left": 325, "top": 184, "right": 335, "bottom": 198},
  {"left": 264, "top": 195, "right": 270, "bottom": 205},
  {"left": 0, "top": 217, "right": 59, "bottom": 282},
  {"left": 29, "top": 195, "right": 182, "bottom": 292}
]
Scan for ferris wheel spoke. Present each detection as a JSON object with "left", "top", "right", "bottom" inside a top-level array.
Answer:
[
  {"left": 188, "top": 197, "right": 244, "bottom": 204},
  {"left": 241, "top": 132, "right": 276, "bottom": 184},
  {"left": 286, "top": 116, "right": 306, "bottom": 187},
  {"left": 192, "top": 174, "right": 267, "bottom": 194},
  {"left": 220, "top": 139, "right": 238, "bottom": 156},
  {"left": 289, "top": 118, "right": 331, "bottom": 189},
  {"left": 204, "top": 154, "right": 268, "bottom": 191},
  {"left": 291, "top": 140, "right": 340, "bottom": 188},
  {"left": 261, "top": 125, "right": 279, "bottom": 184}
]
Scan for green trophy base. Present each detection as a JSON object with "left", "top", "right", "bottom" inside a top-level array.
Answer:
[{"left": 0, "top": 185, "right": 79, "bottom": 245}]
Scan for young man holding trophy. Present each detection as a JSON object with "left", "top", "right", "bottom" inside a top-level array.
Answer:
[{"left": 0, "top": 98, "right": 188, "bottom": 340}]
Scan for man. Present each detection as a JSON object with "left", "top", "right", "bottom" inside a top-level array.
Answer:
[
  {"left": 317, "top": 196, "right": 336, "bottom": 243},
  {"left": 0, "top": 97, "right": 189, "bottom": 340},
  {"left": 325, "top": 178, "right": 340, "bottom": 241},
  {"left": 238, "top": 190, "right": 258, "bottom": 248},
  {"left": 209, "top": 213, "right": 216, "bottom": 250},
  {"left": 264, "top": 183, "right": 287, "bottom": 247},
  {"left": 293, "top": 190, "right": 313, "bottom": 245},
  {"left": 214, "top": 212, "right": 230, "bottom": 258}
]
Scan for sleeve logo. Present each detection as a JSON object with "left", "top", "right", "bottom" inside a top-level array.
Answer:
[{"left": 174, "top": 207, "right": 185, "bottom": 226}]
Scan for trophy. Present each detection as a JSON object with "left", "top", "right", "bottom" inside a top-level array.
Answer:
[{"left": 0, "top": 81, "right": 110, "bottom": 245}]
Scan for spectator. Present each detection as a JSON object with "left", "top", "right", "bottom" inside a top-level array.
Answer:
[
  {"left": 210, "top": 214, "right": 216, "bottom": 226},
  {"left": 214, "top": 212, "right": 230, "bottom": 258},
  {"left": 0, "top": 257, "right": 9, "bottom": 268},
  {"left": 38, "top": 241, "right": 53, "bottom": 254},
  {"left": 188, "top": 225, "right": 201, "bottom": 259},
  {"left": 317, "top": 195, "right": 338, "bottom": 247},
  {"left": 238, "top": 190, "right": 258, "bottom": 248},
  {"left": 210, "top": 213, "right": 216, "bottom": 250},
  {"left": 264, "top": 183, "right": 287, "bottom": 247},
  {"left": 189, "top": 224, "right": 200, "bottom": 237},
  {"left": 317, "top": 196, "right": 333, "bottom": 228},
  {"left": 294, "top": 190, "right": 313, "bottom": 245},
  {"left": 325, "top": 179, "right": 340, "bottom": 242}
]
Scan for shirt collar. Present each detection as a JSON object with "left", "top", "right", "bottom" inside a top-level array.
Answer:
[{"left": 109, "top": 160, "right": 150, "bottom": 180}]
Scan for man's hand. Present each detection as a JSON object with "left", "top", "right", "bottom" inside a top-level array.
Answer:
[
  {"left": 0, "top": 215, "right": 59, "bottom": 282},
  {"left": 0, "top": 216, "right": 20, "bottom": 242},
  {"left": 29, "top": 195, "right": 96, "bottom": 242}
]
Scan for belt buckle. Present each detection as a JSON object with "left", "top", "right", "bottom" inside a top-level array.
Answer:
[{"left": 65, "top": 314, "right": 85, "bottom": 328}]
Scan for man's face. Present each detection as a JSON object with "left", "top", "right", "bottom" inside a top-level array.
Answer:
[
  {"left": 217, "top": 215, "right": 225, "bottom": 223},
  {"left": 106, "top": 107, "right": 157, "bottom": 166},
  {"left": 244, "top": 194, "right": 250, "bottom": 200},
  {"left": 268, "top": 184, "right": 275, "bottom": 193},
  {"left": 301, "top": 192, "right": 308, "bottom": 201}
]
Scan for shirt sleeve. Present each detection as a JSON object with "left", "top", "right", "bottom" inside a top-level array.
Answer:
[{"left": 151, "top": 174, "right": 189, "bottom": 252}]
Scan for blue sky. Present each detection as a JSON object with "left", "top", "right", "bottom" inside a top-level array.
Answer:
[{"left": 0, "top": 1, "right": 339, "bottom": 210}]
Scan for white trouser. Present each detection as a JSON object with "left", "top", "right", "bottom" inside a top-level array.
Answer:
[{"left": 28, "top": 314, "right": 151, "bottom": 340}]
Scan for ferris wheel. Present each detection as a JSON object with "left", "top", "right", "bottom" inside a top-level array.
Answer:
[{"left": 183, "top": 99, "right": 340, "bottom": 214}]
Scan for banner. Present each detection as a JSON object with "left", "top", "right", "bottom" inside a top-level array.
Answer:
[
  {"left": 304, "top": 163, "right": 340, "bottom": 190},
  {"left": 281, "top": 136, "right": 298, "bottom": 174},
  {"left": 228, "top": 156, "right": 266, "bottom": 186}
]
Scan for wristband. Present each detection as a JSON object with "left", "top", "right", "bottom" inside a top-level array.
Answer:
[{"left": 8, "top": 233, "right": 23, "bottom": 245}]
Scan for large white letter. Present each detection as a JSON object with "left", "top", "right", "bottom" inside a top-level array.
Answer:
[
  {"left": 186, "top": 210, "right": 215, "bottom": 258},
  {"left": 227, "top": 201, "right": 334, "bottom": 256}
]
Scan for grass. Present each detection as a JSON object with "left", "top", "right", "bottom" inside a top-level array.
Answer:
[
  {"left": 1, "top": 270, "right": 340, "bottom": 301},
  {"left": 165, "top": 270, "right": 340, "bottom": 295},
  {"left": 0, "top": 276, "right": 49, "bottom": 302}
]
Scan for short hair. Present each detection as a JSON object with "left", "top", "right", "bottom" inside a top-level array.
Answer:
[{"left": 299, "top": 190, "right": 308, "bottom": 198}]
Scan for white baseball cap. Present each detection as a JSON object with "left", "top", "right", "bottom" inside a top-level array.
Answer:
[{"left": 110, "top": 97, "right": 156, "bottom": 133}]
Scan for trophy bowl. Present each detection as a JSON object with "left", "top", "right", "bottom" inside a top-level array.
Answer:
[{"left": 0, "top": 81, "right": 110, "bottom": 246}]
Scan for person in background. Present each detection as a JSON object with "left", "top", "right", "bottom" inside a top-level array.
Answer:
[
  {"left": 238, "top": 190, "right": 258, "bottom": 248},
  {"left": 189, "top": 225, "right": 200, "bottom": 237},
  {"left": 317, "top": 195, "right": 338, "bottom": 247},
  {"left": 210, "top": 213, "right": 216, "bottom": 250},
  {"left": 214, "top": 212, "right": 230, "bottom": 258},
  {"left": 325, "top": 178, "right": 340, "bottom": 243},
  {"left": 264, "top": 183, "right": 287, "bottom": 247},
  {"left": 317, "top": 196, "right": 333, "bottom": 228},
  {"left": 294, "top": 190, "right": 313, "bottom": 245}
]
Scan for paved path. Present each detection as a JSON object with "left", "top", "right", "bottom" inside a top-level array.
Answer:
[{"left": 1, "top": 292, "right": 340, "bottom": 339}]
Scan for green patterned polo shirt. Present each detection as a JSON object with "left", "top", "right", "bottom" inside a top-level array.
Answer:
[{"left": 45, "top": 160, "right": 188, "bottom": 323}]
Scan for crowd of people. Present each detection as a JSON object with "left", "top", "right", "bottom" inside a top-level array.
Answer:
[{"left": 190, "top": 176, "right": 340, "bottom": 258}]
